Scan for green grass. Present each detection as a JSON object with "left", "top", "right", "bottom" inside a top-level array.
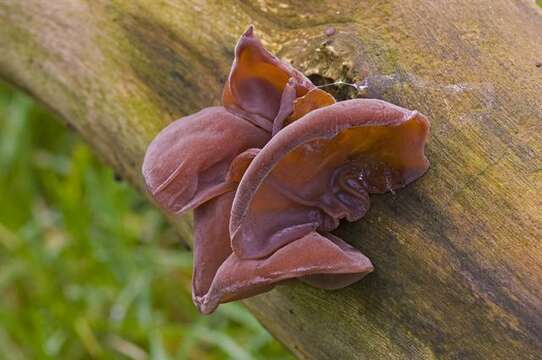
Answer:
[{"left": 0, "top": 82, "right": 293, "bottom": 359}]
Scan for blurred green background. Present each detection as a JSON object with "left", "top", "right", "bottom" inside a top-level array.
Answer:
[{"left": 0, "top": 82, "right": 293, "bottom": 359}]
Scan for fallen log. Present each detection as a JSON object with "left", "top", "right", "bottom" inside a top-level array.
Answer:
[{"left": 1, "top": 1, "right": 541, "bottom": 358}]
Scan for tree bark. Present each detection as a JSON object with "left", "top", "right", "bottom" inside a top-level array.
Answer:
[{"left": 1, "top": 0, "right": 541, "bottom": 358}]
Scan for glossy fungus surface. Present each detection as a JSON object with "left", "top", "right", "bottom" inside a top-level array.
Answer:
[{"left": 142, "top": 26, "right": 430, "bottom": 314}]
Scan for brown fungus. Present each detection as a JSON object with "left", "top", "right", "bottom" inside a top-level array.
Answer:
[
  {"left": 223, "top": 25, "right": 315, "bottom": 132},
  {"left": 192, "top": 189, "right": 372, "bottom": 314},
  {"left": 141, "top": 26, "right": 430, "bottom": 314},
  {"left": 230, "top": 99, "right": 430, "bottom": 260},
  {"left": 142, "top": 106, "right": 269, "bottom": 214}
]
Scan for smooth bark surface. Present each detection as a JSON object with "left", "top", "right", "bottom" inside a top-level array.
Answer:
[{"left": 1, "top": 1, "right": 541, "bottom": 358}]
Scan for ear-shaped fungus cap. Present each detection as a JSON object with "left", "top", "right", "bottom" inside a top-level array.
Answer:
[
  {"left": 288, "top": 88, "right": 336, "bottom": 124},
  {"left": 223, "top": 26, "right": 315, "bottom": 131},
  {"left": 191, "top": 149, "right": 260, "bottom": 307},
  {"left": 230, "top": 99, "right": 430, "bottom": 259},
  {"left": 142, "top": 106, "right": 269, "bottom": 214},
  {"left": 191, "top": 128, "right": 374, "bottom": 314},
  {"left": 193, "top": 191, "right": 373, "bottom": 314},
  {"left": 192, "top": 191, "right": 236, "bottom": 311}
]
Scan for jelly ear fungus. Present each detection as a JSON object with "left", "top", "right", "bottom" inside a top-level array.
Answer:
[{"left": 142, "top": 26, "right": 430, "bottom": 314}]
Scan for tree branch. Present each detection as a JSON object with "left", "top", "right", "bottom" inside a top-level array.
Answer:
[{"left": 1, "top": 0, "right": 541, "bottom": 358}]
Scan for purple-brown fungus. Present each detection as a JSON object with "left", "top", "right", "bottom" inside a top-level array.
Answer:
[{"left": 142, "top": 26, "right": 430, "bottom": 314}]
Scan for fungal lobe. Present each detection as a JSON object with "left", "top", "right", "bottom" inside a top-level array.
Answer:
[
  {"left": 223, "top": 26, "right": 315, "bottom": 132},
  {"left": 193, "top": 188, "right": 373, "bottom": 314},
  {"left": 141, "top": 106, "right": 269, "bottom": 214},
  {"left": 288, "top": 88, "right": 336, "bottom": 123},
  {"left": 230, "top": 99, "right": 430, "bottom": 260}
]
